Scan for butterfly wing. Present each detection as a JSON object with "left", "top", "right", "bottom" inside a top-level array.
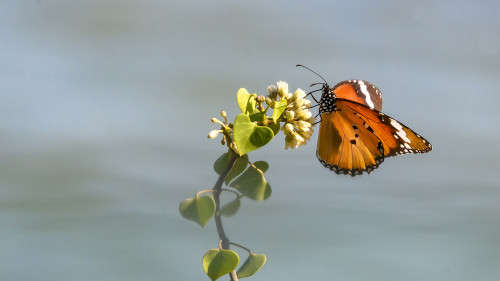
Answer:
[
  {"left": 316, "top": 99, "right": 432, "bottom": 176},
  {"left": 338, "top": 99, "right": 432, "bottom": 157},
  {"left": 317, "top": 106, "right": 385, "bottom": 176},
  {"left": 332, "top": 80, "right": 383, "bottom": 111}
]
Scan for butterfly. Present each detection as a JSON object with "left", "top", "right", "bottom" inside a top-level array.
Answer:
[{"left": 297, "top": 65, "right": 432, "bottom": 176}]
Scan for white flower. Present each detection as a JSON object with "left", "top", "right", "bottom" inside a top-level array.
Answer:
[
  {"left": 284, "top": 131, "right": 306, "bottom": 150},
  {"left": 281, "top": 121, "right": 313, "bottom": 149},
  {"left": 294, "top": 132, "right": 305, "bottom": 143},
  {"left": 296, "top": 120, "right": 311, "bottom": 132},
  {"left": 299, "top": 129, "right": 313, "bottom": 141},
  {"left": 284, "top": 134, "right": 298, "bottom": 150},
  {"left": 277, "top": 81, "right": 289, "bottom": 99},
  {"left": 291, "top": 89, "right": 306, "bottom": 101},
  {"left": 295, "top": 108, "right": 312, "bottom": 120},
  {"left": 267, "top": 84, "right": 277, "bottom": 95}
]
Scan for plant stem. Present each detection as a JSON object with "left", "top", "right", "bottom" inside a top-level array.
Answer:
[
  {"left": 212, "top": 149, "right": 239, "bottom": 281},
  {"left": 229, "top": 242, "right": 252, "bottom": 253}
]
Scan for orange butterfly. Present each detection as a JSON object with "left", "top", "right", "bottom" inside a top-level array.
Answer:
[{"left": 298, "top": 65, "right": 432, "bottom": 176}]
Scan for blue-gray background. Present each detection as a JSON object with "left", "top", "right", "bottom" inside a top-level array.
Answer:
[{"left": 2, "top": 1, "right": 499, "bottom": 280}]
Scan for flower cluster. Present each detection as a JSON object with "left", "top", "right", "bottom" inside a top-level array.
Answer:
[
  {"left": 207, "top": 81, "right": 316, "bottom": 152},
  {"left": 267, "top": 81, "right": 316, "bottom": 149}
]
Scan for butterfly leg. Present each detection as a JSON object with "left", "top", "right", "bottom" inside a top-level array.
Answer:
[
  {"left": 306, "top": 88, "right": 322, "bottom": 103},
  {"left": 312, "top": 114, "right": 322, "bottom": 126}
]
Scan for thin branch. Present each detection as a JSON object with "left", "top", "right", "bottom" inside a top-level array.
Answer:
[
  {"left": 212, "top": 149, "right": 239, "bottom": 281},
  {"left": 229, "top": 242, "right": 252, "bottom": 253},
  {"left": 243, "top": 158, "right": 264, "bottom": 177}
]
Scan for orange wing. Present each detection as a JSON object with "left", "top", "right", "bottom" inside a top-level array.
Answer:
[
  {"left": 317, "top": 107, "right": 385, "bottom": 176},
  {"left": 332, "top": 80, "right": 383, "bottom": 111},
  {"left": 316, "top": 99, "right": 432, "bottom": 176},
  {"left": 338, "top": 99, "right": 432, "bottom": 157}
]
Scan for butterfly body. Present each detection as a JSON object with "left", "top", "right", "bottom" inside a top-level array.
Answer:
[{"left": 315, "top": 79, "right": 432, "bottom": 176}]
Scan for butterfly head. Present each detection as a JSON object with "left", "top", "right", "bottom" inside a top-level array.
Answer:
[{"left": 296, "top": 64, "right": 337, "bottom": 108}]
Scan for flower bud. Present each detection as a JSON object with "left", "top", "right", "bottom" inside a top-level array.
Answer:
[
  {"left": 208, "top": 130, "right": 221, "bottom": 139},
  {"left": 265, "top": 97, "right": 273, "bottom": 105},
  {"left": 283, "top": 123, "right": 294, "bottom": 135}
]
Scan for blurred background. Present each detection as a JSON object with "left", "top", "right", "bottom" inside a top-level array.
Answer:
[{"left": 1, "top": 1, "right": 499, "bottom": 280}]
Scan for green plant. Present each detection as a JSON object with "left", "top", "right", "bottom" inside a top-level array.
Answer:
[{"left": 179, "top": 82, "right": 315, "bottom": 281}]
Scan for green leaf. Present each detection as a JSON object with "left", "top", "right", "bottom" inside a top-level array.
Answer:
[
  {"left": 236, "top": 88, "right": 258, "bottom": 115},
  {"left": 237, "top": 253, "right": 267, "bottom": 279},
  {"left": 233, "top": 114, "right": 274, "bottom": 156},
  {"left": 249, "top": 112, "right": 264, "bottom": 122},
  {"left": 225, "top": 157, "right": 248, "bottom": 185},
  {"left": 220, "top": 197, "right": 241, "bottom": 217},
  {"left": 272, "top": 99, "right": 287, "bottom": 123},
  {"left": 213, "top": 152, "right": 231, "bottom": 175},
  {"left": 178, "top": 196, "right": 215, "bottom": 228},
  {"left": 268, "top": 123, "right": 281, "bottom": 135},
  {"left": 230, "top": 161, "right": 272, "bottom": 201},
  {"left": 213, "top": 152, "right": 249, "bottom": 185},
  {"left": 203, "top": 249, "right": 239, "bottom": 281}
]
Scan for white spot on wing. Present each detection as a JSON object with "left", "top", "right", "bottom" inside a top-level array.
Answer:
[
  {"left": 358, "top": 80, "right": 375, "bottom": 109},
  {"left": 390, "top": 119, "right": 411, "bottom": 143}
]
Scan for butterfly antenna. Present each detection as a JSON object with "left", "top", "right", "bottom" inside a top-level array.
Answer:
[{"left": 296, "top": 64, "right": 328, "bottom": 85}]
